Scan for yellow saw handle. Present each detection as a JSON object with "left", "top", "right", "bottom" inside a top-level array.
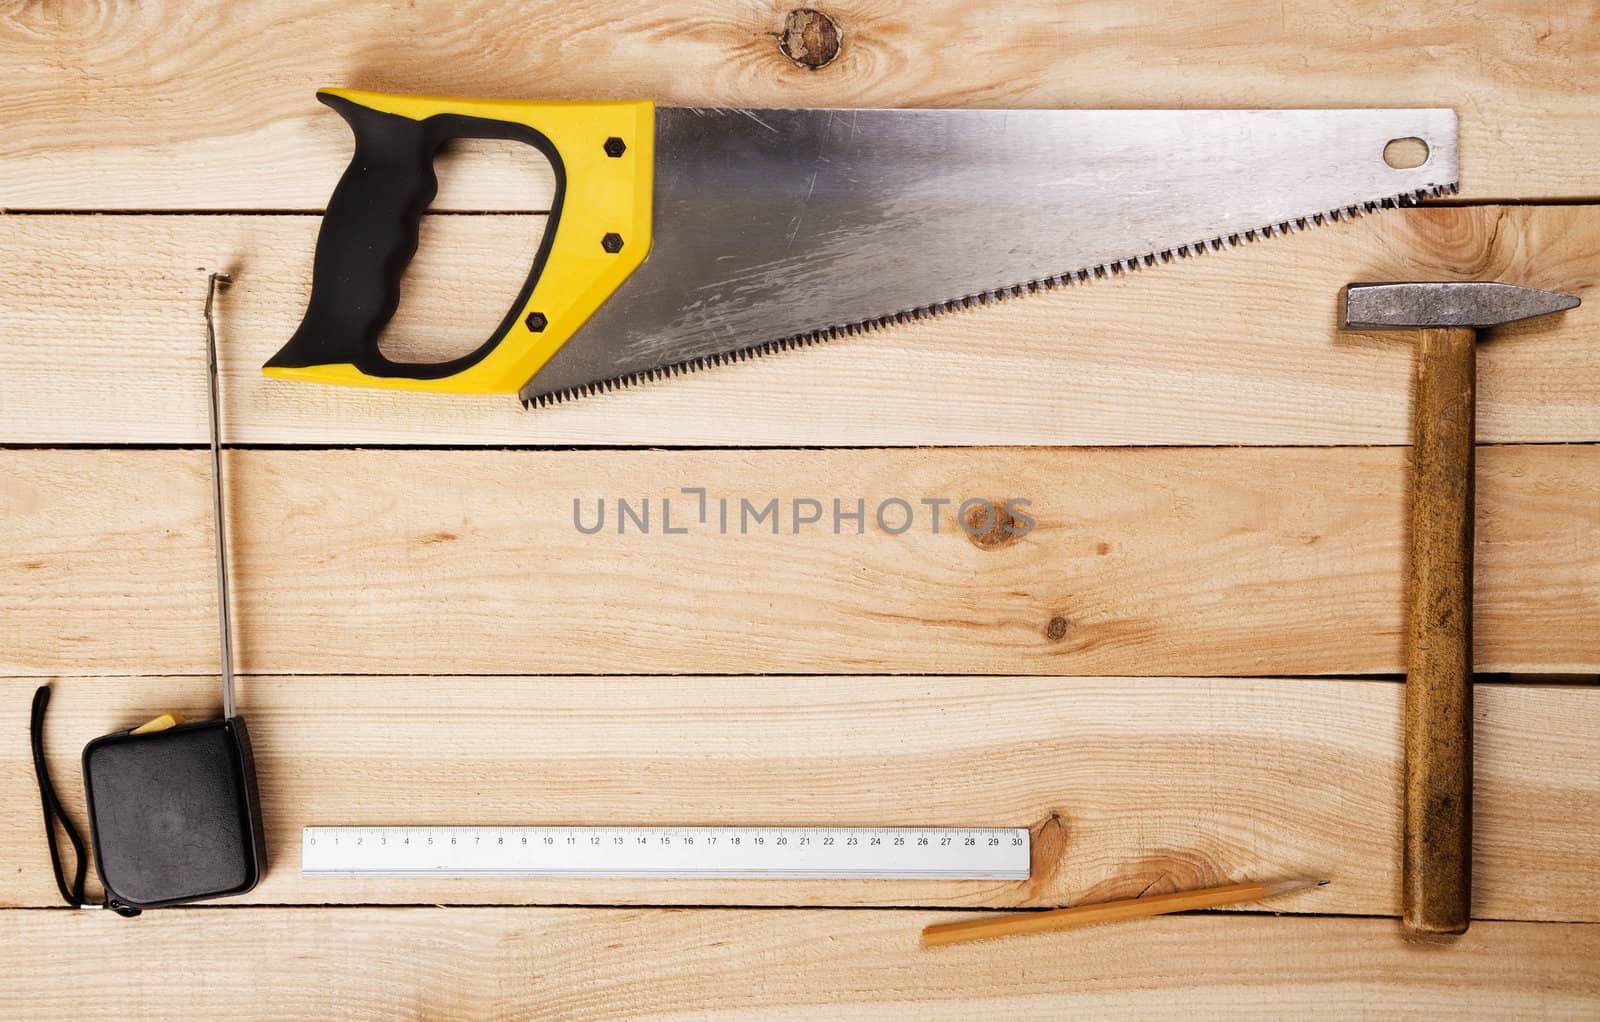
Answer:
[{"left": 264, "top": 89, "right": 654, "bottom": 394}]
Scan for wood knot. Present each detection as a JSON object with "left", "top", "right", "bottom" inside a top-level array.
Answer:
[
  {"left": 1025, "top": 811, "right": 1070, "bottom": 897},
  {"left": 1045, "top": 616, "right": 1069, "bottom": 641},
  {"left": 963, "top": 499, "right": 1017, "bottom": 550},
  {"left": 779, "top": 8, "right": 841, "bottom": 69}
]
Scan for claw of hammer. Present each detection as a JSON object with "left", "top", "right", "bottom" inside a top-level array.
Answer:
[{"left": 1342, "top": 281, "right": 1580, "bottom": 935}]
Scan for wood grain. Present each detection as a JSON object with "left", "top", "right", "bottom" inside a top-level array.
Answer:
[
  {"left": 1, "top": 206, "right": 1595, "bottom": 446},
  {"left": 1405, "top": 325, "right": 1478, "bottom": 934},
  {"left": 0, "top": 908, "right": 1594, "bottom": 1020},
  {"left": 4, "top": 2, "right": 1596, "bottom": 1011},
  {"left": 7, "top": 676, "right": 1597, "bottom": 917},
  {"left": 1, "top": 1, "right": 1595, "bottom": 207},
  {"left": 4, "top": 446, "right": 1597, "bottom": 678}
]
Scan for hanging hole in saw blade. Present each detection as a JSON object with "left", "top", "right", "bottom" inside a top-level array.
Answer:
[
  {"left": 1383, "top": 136, "right": 1431, "bottom": 170},
  {"left": 375, "top": 138, "right": 552, "bottom": 367}
]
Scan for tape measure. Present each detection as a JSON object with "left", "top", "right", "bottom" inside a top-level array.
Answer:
[{"left": 303, "top": 826, "right": 1031, "bottom": 879}]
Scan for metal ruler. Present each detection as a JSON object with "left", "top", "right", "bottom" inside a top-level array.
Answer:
[{"left": 302, "top": 826, "right": 1030, "bottom": 880}]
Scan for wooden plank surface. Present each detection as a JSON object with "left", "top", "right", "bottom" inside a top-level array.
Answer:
[
  {"left": 1, "top": 909, "right": 1594, "bottom": 1020},
  {"left": 1, "top": 206, "right": 1595, "bottom": 446},
  {"left": 7, "top": 677, "right": 1596, "bottom": 919},
  {"left": 4, "top": 446, "right": 1596, "bottom": 678},
  {"left": 1, "top": 1, "right": 1595, "bottom": 207},
  {"left": 6, "top": 3, "right": 1599, "bottom": 1013}
]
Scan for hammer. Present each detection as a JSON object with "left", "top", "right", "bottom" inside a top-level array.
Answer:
[{"left": 1343, "top": 281, "right": 1580, "bottom": 934}]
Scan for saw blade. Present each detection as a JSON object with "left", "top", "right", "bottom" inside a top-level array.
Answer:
[{"left": 520, "top": 107, "right": 1458, "bottom": 408}]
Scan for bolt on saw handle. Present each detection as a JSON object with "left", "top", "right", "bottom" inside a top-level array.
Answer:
[{"left": 264, "top": 90, "right": 654, "bottom": 394}]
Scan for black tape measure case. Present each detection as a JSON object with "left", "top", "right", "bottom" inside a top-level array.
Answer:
[{"left": 82, "top": 717, "right": 265, "bottom": 911}]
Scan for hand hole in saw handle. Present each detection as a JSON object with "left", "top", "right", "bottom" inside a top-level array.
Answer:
[{"left": 264, "top": 90, "right": 655, "bottom": 395}]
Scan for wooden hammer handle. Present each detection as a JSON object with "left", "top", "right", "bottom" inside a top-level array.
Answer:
[{"left": 1404, "top": 325, "right": 1476, "bottom": 935}]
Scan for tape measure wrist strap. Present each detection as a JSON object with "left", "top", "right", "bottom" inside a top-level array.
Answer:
[{"left": 29, "top": 685, "right": 90, "bottom": 909}]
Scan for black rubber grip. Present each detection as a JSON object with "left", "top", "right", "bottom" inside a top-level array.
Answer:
[{"left": 267, "top": 92, "right": 565, "bottom": 380}]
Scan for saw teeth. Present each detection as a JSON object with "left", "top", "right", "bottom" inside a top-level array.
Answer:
[{"left": 521, "top": 182, "right": 1461, "bottom": 411}]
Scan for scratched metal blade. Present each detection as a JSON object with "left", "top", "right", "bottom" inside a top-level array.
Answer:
[{"left": 521, "top": 107, "right": 1458, "bottom": 407}]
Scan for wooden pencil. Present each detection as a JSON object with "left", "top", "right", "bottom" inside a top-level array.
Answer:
[{"left": 921, "top": 878, "right": 1328, "bottom": 948}]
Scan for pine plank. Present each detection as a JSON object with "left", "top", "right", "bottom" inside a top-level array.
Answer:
[
  {"left": 0, "top": 2, "right": 1595, "bottom": 207},
  {"left": 1, "top": 206, "right": 1594, "bottom": 446},
  {"left": 3, "top": 446, "right": 1597, "bottom": 678},
  {"left": 6, "top": 676, "right": 1596, "bottom": 918},
  {"left": 0, "top": 908, "right": 1594, "bottom": 1019}
]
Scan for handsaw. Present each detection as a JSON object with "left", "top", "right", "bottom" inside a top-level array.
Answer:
[{"left": 264, "top": 90, "right": 1458, "bottom": 408}]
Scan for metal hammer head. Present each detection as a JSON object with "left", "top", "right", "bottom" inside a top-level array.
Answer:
[{"left": 1344, "top": 281, "right": 1579, "bottom": 330}]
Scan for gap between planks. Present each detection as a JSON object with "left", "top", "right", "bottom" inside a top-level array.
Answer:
[{"left": 8, "top": 198, "right": 1600, "bottom": 216}]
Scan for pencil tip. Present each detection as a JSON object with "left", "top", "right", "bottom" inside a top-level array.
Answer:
[{"left": 1317, "top": 879, "right": 1330, "bottom": 886}]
